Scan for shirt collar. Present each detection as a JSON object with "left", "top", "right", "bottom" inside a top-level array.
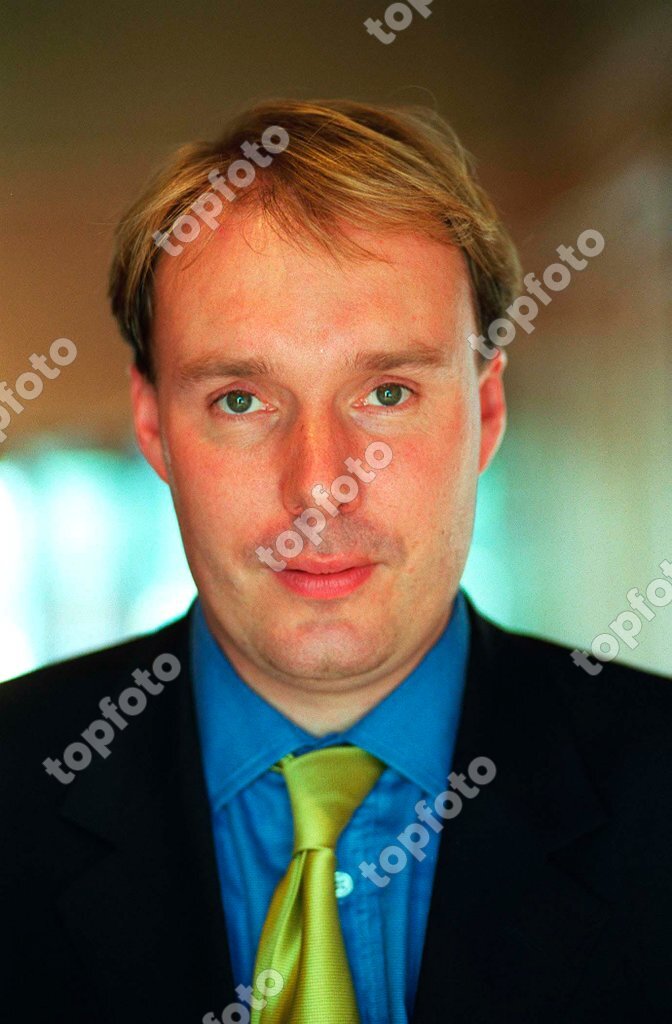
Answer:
[{"left": 191, "top": 591, "right": 470, "bottom": 810}]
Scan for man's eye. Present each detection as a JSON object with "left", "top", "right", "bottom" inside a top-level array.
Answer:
[
  {"left": 364, "top": 383, "right": 412, "bottom": 408},
  {"left": 216, "top": 390, "right": 264, "bottom": 415}
]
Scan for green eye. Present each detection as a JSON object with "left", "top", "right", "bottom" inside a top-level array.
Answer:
[
  {"left": 218, "top": 390, "right": 263, "bottom": 415},
  {"left": 367, "top": 383, "right": 411, "bottom": 407}
]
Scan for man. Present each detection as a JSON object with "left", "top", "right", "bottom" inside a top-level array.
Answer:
[{"left": 1, "top": 99, "right": 670, "bottom": 1024}]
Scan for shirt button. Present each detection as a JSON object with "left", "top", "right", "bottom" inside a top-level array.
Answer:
[{"left": 334, "top": 870, "right": 354, "bottom": 899}]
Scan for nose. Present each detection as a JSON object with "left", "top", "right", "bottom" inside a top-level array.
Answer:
[{"left": 280, "top": 409, "right": 364, "bottom": 519}]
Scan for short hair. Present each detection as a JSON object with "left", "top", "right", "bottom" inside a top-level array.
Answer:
[{"left": 109, "top": 98, "right": 521, "bottom": 379}]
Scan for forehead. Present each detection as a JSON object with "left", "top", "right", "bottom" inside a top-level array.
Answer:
[{"left": 152, "top": 209, "right": 476, "bottom": 371}]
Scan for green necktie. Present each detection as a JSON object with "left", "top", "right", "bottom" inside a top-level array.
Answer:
[{"left": 250, "top": 744, "right": 386, "bottom": 1024}]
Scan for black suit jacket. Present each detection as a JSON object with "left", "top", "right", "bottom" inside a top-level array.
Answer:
[{"left": 1, "top": 599, "right": 671, "bottom": 1023}]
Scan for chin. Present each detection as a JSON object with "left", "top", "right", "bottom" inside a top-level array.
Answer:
[{"left": 260, "top": 619, "right": 391, "bottom": 683}]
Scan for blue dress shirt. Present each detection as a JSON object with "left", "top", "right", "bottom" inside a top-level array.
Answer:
[{"left": 191, "top": 591, "right": 470, "bottom": 1024}]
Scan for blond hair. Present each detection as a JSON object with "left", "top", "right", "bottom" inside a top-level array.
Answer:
[{"left": 109, "top": 98, "right": 520, "bottom": 378}]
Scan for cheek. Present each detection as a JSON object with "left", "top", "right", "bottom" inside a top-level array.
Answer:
[
  {"left": 372, "top": 400, "right": 478, "bottom": 514},
  {"left": 164, "top": 429, "right": 273, "bottom": 542}
]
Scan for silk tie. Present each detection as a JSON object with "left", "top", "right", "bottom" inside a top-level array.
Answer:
[{"left": 250, "top": 744, "right": 386, "bottom": 1024}]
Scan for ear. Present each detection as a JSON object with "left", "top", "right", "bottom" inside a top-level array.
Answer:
[
  {"left": 477, "top": 349, "right": 507, "bottom": 473},
  {"left": 130, "top": 365, "right": 170, "bottom": 484}
]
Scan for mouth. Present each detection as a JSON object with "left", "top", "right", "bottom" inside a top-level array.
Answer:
[{"left": 275, "top": 559, "right": 376, "bottom": 600}]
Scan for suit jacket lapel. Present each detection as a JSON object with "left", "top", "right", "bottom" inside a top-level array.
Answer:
[
  {"left": 412, "top": 602, "right": 611, "bottom": 1023},
  {"left": 56, "top": 618, "right": 235, "bottom": 1023}
]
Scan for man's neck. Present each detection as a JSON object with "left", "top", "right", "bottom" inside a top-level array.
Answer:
[{"left": 204, "top": 607, "right": 453, "bottom": 736}]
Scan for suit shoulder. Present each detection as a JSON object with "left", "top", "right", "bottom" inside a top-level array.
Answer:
[
  {"left": 0, "top": 614, "right": 190, "bottom": 734},
  {"left": 472, "top": 604, "right": 672, "bottom": 744},
  {"left": 474, "top": 603, "right": 669, "bottom": 684}
]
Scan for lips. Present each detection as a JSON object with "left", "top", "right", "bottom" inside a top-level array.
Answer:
[
  {"left": 275, "top": 560, "right": 376, "bottom": 599},
  {"left": 282, "top": 555, "right": 371, "bottom": 574}
]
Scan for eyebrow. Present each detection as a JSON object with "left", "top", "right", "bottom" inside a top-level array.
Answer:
[
  {"left": 347, "top": 345, "right": 449, "bottom": 372},
  {"left": 177, "top": 344, "right": 449, "bottom": 385},
  {"left": 177, "top": 356, "right": 274, "bottom": 385}
]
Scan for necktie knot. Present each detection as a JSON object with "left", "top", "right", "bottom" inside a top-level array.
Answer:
[{"left": 277, "top": 744, "right": 385, "bottom": 854}]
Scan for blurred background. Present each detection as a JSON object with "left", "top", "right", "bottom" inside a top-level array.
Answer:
[{"left": 1, "top": 0, "right": 670, "bottom": 681}]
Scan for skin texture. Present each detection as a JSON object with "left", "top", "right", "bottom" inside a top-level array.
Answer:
[{"left": 132, "top": 209, "right": 507, "bottom": 734}]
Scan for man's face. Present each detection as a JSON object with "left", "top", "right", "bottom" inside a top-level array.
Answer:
[{"left": 133, "top": 211, "right": 506, "bottom": 692}]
